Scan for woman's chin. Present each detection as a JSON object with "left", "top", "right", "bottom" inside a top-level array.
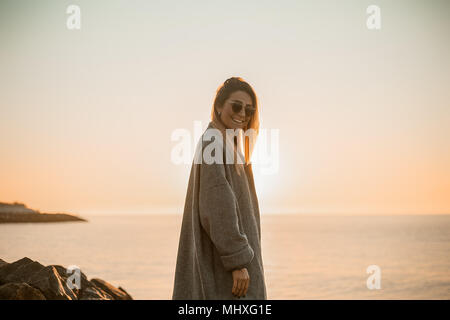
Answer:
[{"left": 223, "top": 121, "right": 243, "bottom": 130}]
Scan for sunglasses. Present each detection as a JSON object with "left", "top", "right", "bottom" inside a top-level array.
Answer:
[{"left": 230, "top": 101, "right": 256, "bottom": 117}]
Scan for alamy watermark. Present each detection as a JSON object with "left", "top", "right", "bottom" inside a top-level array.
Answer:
[
  {"left": 66, "top": 5, "right": 81, "bottom": 30},
  {"left": 66, "top": 265, "right": 81, "bottom": 290},
  {"left": 171, "top": 121, "right": 279, "bottom": 175},
  {"left": 366, "top": 5, "right": 381, "bottom": 30},
  {"left": 366, "top": 265, "right": 381, "bottom": 290},
  {"left": 65, "top": 5, "right": 381, "bottom": 31}
]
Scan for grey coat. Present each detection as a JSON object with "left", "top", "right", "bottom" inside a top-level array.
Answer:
[{"left": 172, "top": 121, "right": 267, "bottom": 300}]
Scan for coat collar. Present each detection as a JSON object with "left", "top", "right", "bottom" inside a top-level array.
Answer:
[{"left": 208, "top": 119, "right": 246, "bottom": 165}]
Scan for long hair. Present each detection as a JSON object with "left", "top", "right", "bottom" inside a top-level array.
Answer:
[{"left": 211, "top": 77, "right": 260, "bottom": 164}]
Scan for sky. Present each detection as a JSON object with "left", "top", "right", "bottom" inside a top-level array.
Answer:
[{"left": 0, "top": 0, "right": 449, "bottom": 215}]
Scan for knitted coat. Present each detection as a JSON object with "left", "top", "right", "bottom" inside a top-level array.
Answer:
[{"left": 172, "top": 120, "right": 266, "bottom": 300}]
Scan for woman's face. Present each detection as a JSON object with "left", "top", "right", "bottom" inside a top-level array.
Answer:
[{"left": 218, "top": 90, "right": 254, "bottom": 130}]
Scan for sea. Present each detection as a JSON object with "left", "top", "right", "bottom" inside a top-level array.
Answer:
[{"left": 1, "top": 214, "right": 449, "bottom": 299}]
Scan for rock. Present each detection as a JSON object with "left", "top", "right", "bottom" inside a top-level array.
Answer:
[
  {"left": 28, "top": 266, "right": 77, "bottom": 300},
  {"left": 0, "top": 257, "right": 132, "bottom": 300},
  {"left": 91, "top": 278, "right": 133, "bottom": 300},
  {"left": 0, "top": 258, "right": 76, "bottom": 300},
  {"left": 0, "top": 257, "right": 45, "bottom": 284},
  {"left": 0, "top": 283, "right": 46, "bottom": 300},
  {"left": 0, "top": 202, "right": 36, "bottom": 214},
  {"left": 79, "top": 286, "right": 113, "bottom": 300},
  {"left": 0, "top": 202, "right": 87, "bottom": 223},
  {"left": 0, "top": 212, "right": 87, "bottom": 223}
]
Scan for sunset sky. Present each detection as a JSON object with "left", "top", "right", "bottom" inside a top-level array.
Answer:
[{"left": 1, "top": 0, "right": 449, "bottom": 215}]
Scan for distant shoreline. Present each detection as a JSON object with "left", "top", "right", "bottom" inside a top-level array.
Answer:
[{"left": 0, "top": 202, "right": 87, "bottom": 223}]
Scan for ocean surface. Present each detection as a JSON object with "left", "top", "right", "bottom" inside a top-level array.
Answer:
[{"left": 1, "top": 214, "right": 449, "bottom": 299}]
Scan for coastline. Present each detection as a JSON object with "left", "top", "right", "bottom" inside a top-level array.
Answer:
[
  {"left": 0, "top": 202, "right": 87, "bottom": 223},
  {"left": 0, "top": 212, "right": 87, "bottom": 223}
]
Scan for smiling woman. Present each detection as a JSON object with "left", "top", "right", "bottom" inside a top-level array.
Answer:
[
  {"left": 217, "top": 92, "right": 256, "bottom": 129},
  {"left": 172, "top": 77, "right": 267, "bottom": 300}
]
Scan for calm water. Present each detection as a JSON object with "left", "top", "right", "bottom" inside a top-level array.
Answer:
[{"left": 1, "top": 214, "right": 449, "bottom": 299}]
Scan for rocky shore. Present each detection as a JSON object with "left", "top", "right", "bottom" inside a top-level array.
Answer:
[
  {"left": 0, "top": 257, "right": 132, "bottom": 300},
  {"left": 0, "top": 202, "right": 86, "bottom": 223}
]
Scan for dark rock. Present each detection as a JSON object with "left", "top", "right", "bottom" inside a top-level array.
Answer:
[
  {"left": 91, "top": 278, "right": 133, "bottom": 300},
  {"left": 79, "top": 286, "right": 113, "bottom": 300},
  {"left": 28, "top": 266, "right": 77, "bottom": 300},
  {"left": 0, "top": 212, "right": 87, "bottom": 223},
  {"left": 118, "top": 286, "right": 133, "bottom": 300},
  {"left": 0, "top": 257, "right": 132, "bottom": 300},
  {"left": 0, "top": 202, "right": 87, "bottom": 223},
  {"left": 0, "top": 257, "right": 45, "bottom": 284},
  {"left": 0, "top": 283, "right": 46, "bottom": 300}
]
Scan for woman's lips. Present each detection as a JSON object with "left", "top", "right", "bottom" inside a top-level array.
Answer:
[{"left": 231, "top": 116, "right": 245, "bottom": 125}]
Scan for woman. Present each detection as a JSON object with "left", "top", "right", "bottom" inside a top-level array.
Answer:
[{"left": 172, "top": 77, "right": 266, "bottom": 300}]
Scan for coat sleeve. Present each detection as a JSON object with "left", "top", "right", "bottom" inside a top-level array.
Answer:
[{"left": 198, "top": 166, "right": 255, "bottom": 272}]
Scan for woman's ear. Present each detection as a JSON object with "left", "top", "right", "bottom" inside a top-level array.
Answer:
[{"left": 217, "top": 105, "right": 223, "bottom": 116}]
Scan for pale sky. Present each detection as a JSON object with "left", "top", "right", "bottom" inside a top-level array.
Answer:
[{"left": 1, "top": 0, "right": 449, "bottom": 215}]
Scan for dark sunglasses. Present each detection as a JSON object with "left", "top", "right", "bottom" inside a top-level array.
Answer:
[{"left": 230, "top": 101, "right": 256, "bottom": 117}]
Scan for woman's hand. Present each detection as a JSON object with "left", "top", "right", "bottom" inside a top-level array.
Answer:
[{"left": 232, "top": 267, "right": 250, "bottom": 298}]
